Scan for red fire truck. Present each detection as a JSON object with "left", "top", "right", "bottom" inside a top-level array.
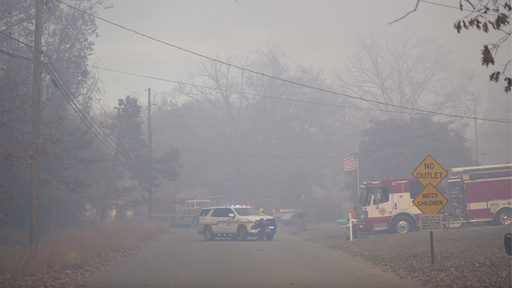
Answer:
[{"left": 351, "top": 164, "right": 512, "bottom": 235}]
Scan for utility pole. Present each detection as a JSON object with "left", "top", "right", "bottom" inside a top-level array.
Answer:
[
  {"left": 473, "top": 99, "right": 480, "bottom": 165},
  {"left": 30, "top": 0, "right": 43, "bottom": 251},
  {"left": 147, "top": 88, "right": 153, "bottom": 219}
]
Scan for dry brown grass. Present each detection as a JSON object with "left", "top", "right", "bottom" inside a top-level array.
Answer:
[
  {"left": 298, "top": 223, "right": 512, "bottom": 288},
  {"left": 0, "top": 218, "right": 166, "bottom": 287}
]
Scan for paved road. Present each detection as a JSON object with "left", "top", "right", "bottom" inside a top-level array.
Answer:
[{"left": 76, "top": 226, "right": 419, "bottom": 288}]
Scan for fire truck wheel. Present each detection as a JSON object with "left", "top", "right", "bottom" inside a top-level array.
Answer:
[
  {"left": 391, "top": 215, "right": 414, "bottom": 234},
  {"left": 237, "top": 226, "right": 248, "bottom": 241},
  {"left": 203, "top": 226, "right": 215, "bottom": 241},
  {"left": 494, "top": 208, "right": 512, "bottom": 226}
]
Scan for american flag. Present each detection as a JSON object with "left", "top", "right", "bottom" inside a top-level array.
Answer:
[{"left": 344, "top": 154, "right": 358, "bottom": 172}]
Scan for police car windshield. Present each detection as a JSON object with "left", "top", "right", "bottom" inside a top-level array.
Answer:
[{"left": 234, "top": 207, "right": 260, "bottom": 216}]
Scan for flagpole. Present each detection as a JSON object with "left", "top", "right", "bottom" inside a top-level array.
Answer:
[{"left": 356, "top": 144, "right": 360, "bottom": 200}]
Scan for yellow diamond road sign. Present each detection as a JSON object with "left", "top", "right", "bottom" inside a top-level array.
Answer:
[
  {"left": 412, "top": 155, "right": 448, "bottom": 187},
  {"left": 413, "top": 184, "right": 449, "bottom": 215}
]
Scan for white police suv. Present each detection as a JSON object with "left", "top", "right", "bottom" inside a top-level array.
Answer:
[{"left": 198, "top": 205, "right": 277, "bottom": 241}]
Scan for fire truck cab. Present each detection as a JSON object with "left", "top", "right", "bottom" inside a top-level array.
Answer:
[{"left": 353, "top": 177, "right": 423, "bottom": 234}]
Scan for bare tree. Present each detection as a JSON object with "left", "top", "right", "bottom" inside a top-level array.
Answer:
[
  {"left": 337, "top": 29, "right": 474, "bottom": 124},
  {"left": 477, "top": 84, "right": 512, "bottom": 164},
  {"left": 159, "top": 47, "right": 352, "bottom": 212},
  {"left": 391, "top": 0, "right": 511, "bottom": 92},
  {"left": 176, "top": 54, "right": 255, "bottom": 198}
]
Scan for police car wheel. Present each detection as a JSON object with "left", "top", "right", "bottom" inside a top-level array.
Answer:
[
  {"left": 237, "top": 226, "right": 248, "bottom": 241},
  {"left": 203, "top": 227, "right": 214, "bottom": 241}
]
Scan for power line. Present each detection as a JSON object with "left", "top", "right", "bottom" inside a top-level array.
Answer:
[
  {"left": 152, "top": 148, "right": 341, "bottom": 159},
  {"left": 40, "top": 1, "right": 120, "bottom": 153},
  {"left": 44, "top": 1, "right": 115, "bottom": 118},
  {"left": 2, "top": 41, "right": 507, "bottom": 124},
  {"left": 43, "top": 59, "right": 121, "bottom": 158},
  {"left": 88, "top": 65, "right": 365, "bottom": 110},
  {"left": 2, "top": 6, "right": 510, "bottom": 124},
  {"left": 0, "top": 48, "right": 38, "bottom": 63},
  {"left": 0, "top": 45, "right": 116, "bottom": 126},
  {"left": 418, "top": 0, "right": 461, "bottom": 11},
  {"left": 53, "top": 0, "right": 512, "bottom": 124},
  {"left": 1, "top": 38, "right": 510, "bottom": 124},
  {"left": 1, "top": 28, "right": 129, "bottom": 161},
  {"left": 92, "top": 64, "right": 512, "bottom": 124},
  {"left": 91, "top": 52, "right": 132, "bottom": 95},
  {"left": 0, "top": 30, "right": 35, "bottom": 49},
  {"left": 54, "top": 0, "right": 421, "bottom": 110}
]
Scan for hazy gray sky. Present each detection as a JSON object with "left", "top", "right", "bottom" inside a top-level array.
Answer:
[{"left": 90, "top": 0, "right": 511, "bottom": 105}]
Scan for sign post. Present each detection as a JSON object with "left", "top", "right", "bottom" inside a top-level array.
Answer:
[{"left": 412, "top": 155, "right": 448, "bottom": 264}]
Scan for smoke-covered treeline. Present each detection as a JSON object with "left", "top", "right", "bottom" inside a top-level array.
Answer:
[
  {"left": 1, "top": 0, "right": 494, "bottom": 236},
  {"left": 1, "top": 0, "right": 110, "bottom": 232},
  {"left": 149, "top": 43, "right": 478, "bottom": 216},
  {"left": 0, "top": 1, "right": 180, "bottom": 235}
]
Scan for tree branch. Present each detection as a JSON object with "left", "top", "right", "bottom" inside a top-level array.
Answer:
[{"left": 389, "top": 0, "right": 420, "bottom": 25}]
